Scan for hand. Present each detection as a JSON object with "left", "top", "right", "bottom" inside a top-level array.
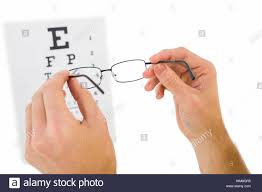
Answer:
[
  {"left": 143, "top": 47, "right": 249, "bottom": 173},
  {"left": 144, "top": 47, "right": 223, "bottom": 140},
  {"left": 25, "top": 71, "right": 116, "bottom": 174}
]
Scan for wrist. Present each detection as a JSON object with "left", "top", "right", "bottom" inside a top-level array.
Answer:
[
  {"left": 191, "top": 122, "right": 235, "bottom": 173},
  {"left": 191, "top": 122, "right": 249, "bottom": 174},
  {"left": 190, "top": 119, "right": 229, "bottom": 150}
]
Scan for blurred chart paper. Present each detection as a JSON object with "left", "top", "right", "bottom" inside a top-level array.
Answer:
[{"left": 5, "top": 18, "right": 115, "bottom": 155}]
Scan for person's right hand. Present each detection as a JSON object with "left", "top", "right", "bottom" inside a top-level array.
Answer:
[
  {"left": 143, "top": 47, "right": 249, "bottom": 173},
  {"left": 143, "top": 47, "right": 224, "bottom": 140}
]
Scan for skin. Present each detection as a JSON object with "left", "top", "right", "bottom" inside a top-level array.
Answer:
[
  {"left": 143, "top": 47, "right": 249, "bottom": 174},
  {"left": 25, "top": 71, "right": 116, "bottom": 173},
  {"left": 25, "top": 47, "right": 249, "bottom": 174}
]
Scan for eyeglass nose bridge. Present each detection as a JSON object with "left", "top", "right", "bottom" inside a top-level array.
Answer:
[
  {"left": 100, "top": 68, "right": 117, "bottom": 80},
  {"left": 101, "top": 68, "right": 112, "bottom": 73}
]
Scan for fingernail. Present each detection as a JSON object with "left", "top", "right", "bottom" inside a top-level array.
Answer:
[
  {"left": 156, "top": 93, "right": 160, "bottom": 99},
  {"left": 154, "top": 64, "right": 166, "bottom": 75},
  {"left": 73, "top": 77, "right": 80, "bottom": 85},
  {"left": 144, "top": 82, "right": 151, "bottom": 90},
  {"left": 69, "top": 76, "right": 79, "bottom": 86}
]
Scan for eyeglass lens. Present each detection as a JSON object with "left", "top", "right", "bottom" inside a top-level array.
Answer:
[{"left": 111, "top": 60, "right": 147, "bottom": 83}]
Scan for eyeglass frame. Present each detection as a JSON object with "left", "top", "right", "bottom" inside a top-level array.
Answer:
[{"left": 69, "top": 59, "right": 196, "bottom": 94}]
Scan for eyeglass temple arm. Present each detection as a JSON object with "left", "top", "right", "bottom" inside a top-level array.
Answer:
[
  {"left": 69, "top": 74, "right": 105, "bottom": 94},
  {"left": 145, "top": 60, "right": 196, "bottom": 80}
]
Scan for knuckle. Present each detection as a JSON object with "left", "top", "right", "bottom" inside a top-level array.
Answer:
[
  {"left": 32, "top": 91, "right": 41, "bottom": 101},
  {"left": 41, "top": 80, "right": 55, "bottom": 93},
  {"left": 207, "top": 62, "right": 217, "bottom": 75},
  {"left": 210, "top": 62, "right": 216, "bottom": 71},
  {"left": 42, "top": 84, "right": 51, "bottom": 93},
  {"left": 160, "top": 48, "right": 169, "bottom": 53},
  {"left": 177, "top": 47, "right": 189, "bottom": 58},
  {"left": 42, "top": 79, "right": 50, "bottom": 89},
  {"left": 178, "top": 46, "right": 188, "bottom": 53}
]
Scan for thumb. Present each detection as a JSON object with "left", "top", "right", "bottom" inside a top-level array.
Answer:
[
  {"left": 67, "top": 78, "right": 102, "bottom": 122},
  {"left": 153, "top": 64, "right": 191, "bottom": 98}
]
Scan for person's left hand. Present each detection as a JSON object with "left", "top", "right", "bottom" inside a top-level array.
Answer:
[{"left": 25, "top": 70, "right": 116, "bottom": 174}]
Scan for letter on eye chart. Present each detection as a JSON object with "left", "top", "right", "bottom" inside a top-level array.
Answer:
[
  {"left": 47, "top": 27, "right": 69, "bottom": 50},
  {"left": 45, "top": 27, "right": 76, "bottom": 79}
]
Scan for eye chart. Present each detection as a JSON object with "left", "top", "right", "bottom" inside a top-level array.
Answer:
[{"left": 5, "top": 18, "right": 115, "bottom": 150}]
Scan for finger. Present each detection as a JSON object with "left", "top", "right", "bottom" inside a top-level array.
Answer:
[
  {"left": 43, "top": 70, "right": 69, "bottom": 90},
  {"left": 154, "top": 64, "right": 193, "bottom": 100},
  {"left": 25, "top": 103, "right": 32, "bottom": 146},
  {"left": 155, "top": 84, "right": 165, "bottom": 99},
  {"left": 144, "top": 77, "right": 159, "bottom": 91},
  {"left": 143, "top": 65, "right": 155, "bottom": 78},
  {"left": 42, "top": 70, "right": 73, "bottom": 125},
  {"left": 150, "top": 48, "right": 189, "bottom": 76},
  {"left": 150, "top": 50, "right": 172, "bottom": 63},
  {"left": 25, "top": 103, "right": 50, "bottom": 172},
  {"left": 68, "top": 77, "right": 102, "bottom": 124},
  {"left": 150, "top": 47, "right": 204, "bottom": 68},
  {"left": 25, "top": 102, "right": 35, "bottom": 166},
  {"left": 32, "top": 92, "right": 46, "bottom": 134}
]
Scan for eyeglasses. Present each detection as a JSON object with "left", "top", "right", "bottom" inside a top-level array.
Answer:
[{"left": 69, "top": 59, "right": 195, "bottom": 94}]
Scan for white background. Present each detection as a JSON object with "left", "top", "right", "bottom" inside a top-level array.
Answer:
[{"left": 0, "top": 0, "right": 262, "bottom": 173}]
